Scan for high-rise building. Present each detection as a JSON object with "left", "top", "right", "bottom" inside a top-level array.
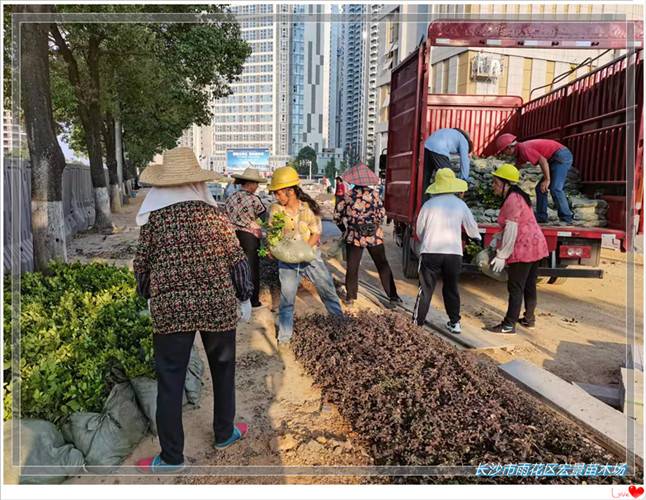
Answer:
[
  {"left": 363, "top": 4, "right": 382, "bottom": 162},
  {"left": 3, "top": 110, "right": 27, "bottom": 155},
  {"left": 327, "top": 4, "right": 343, "bottom": 151},
  {"left": 290, "top": 5, "right": 331, "bottom": 158},
  {"left": 339, "top": 4, "right": 382, "bottom": 166},
  {"left": 209, "top": 4, "right": 291, "bottom": 172}
]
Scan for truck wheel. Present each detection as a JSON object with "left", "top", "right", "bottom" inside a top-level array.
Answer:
[
  {"left": 547, "top": 276, "right": 568, "bottom": 285},
  {"left": 402, "top": 229, "right": 419, "bottom": 279}
]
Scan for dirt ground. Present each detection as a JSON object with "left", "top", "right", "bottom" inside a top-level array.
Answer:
[
  {"left": 62, "top": 189, "right": 643, "bottom": 484},
  {"left": 65, "top": 191, "right": 373, "bottom": 485},
  {"left": 324, "top": 224, "right": 644, "bottom": 387}
]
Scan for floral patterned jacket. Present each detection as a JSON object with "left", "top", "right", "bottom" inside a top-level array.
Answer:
[
  {"left": 333, "top": 186, "right": 385, "bottom": 247},
  {"left": 133, "top": 201, "right": 250, "bottom": 335}
]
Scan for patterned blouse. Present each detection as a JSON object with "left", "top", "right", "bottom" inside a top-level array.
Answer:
[
  {"left": 225, "top": 189, "right": 266, "bottom": 238},
  {"left": 334, "top": 186, "right": 385, "bottom": 247},
  {"left": 133, "top": 201, "right": 250, "bottom": 335}
]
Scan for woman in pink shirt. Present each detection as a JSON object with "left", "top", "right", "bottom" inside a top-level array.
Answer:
[{"left": 485, "top": 164, "right": 549, "bottom": 334}]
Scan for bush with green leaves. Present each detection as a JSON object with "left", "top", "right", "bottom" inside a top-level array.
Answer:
[{"left": 3, "top": 262, "right": 154, "bottom": 423}]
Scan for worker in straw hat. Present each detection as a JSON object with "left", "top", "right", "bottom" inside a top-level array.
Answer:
[
  {"left": 225, "top": 167, "right": 269, "bottom": 308},
  {"left": 334, "top": 163, "right": 401, "bottom": 308},
  {"left": 412, "top": 168, "right": 481, "bottom": 334},
  {"left": 266, "top": 166, "right": 343, "bottom": 345},
  {"left": 484, "top": 163, "right": 548, "bottom": 335},
  {"left": 133, "top": 147, "right": 252, "bottom": 473}
]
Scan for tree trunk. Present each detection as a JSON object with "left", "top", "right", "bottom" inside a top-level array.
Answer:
[
  {"left": 115, "top": 116, "right": 128, "bottom": 205},
  {"left": 50, "top": 23, "right": 112, "bottom": 231},
  {"left": 21, "top": 5, "right": 68, "bottom": 270},
  {"left": 86, "top": 36, "right": 112, "bottom": 230},
  {"left": 102, "top": 114, "right": 121, "bottom": 211}
]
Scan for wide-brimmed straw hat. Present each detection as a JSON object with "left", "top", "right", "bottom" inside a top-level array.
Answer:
[
  {"left": 231, "top": 167, "right": 267, "bottom": 184},
  {"left": 341, "top": 163, "right": 379, "bottom": 186},
  {"left": 426, "top": 168, "right": 468, "bottom": 195},
  {"left": 140, "top": 147, "right": 221, "bottom": 187}
]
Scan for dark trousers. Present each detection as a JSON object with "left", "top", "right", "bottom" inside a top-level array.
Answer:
[
  {"left": 413, "top": 253, "right": 462, "bottom": 326},
  {"left": 154, "top": 330, "right": 236, "bottom": 465},
  {"left": 345, "top": 243, "right": 398, "bottom": 300},
  {"left": 423, "top": 149, "right": 452, "bottom": 202},
  {"left": 504, "top": 261, "right": 540, "bottom": 326},
  {"left": 236, "top": 230, "right": 261, "bottom": 306}
]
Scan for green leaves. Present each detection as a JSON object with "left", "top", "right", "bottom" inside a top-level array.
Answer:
[{"left": 3, "top": 262, "right": 154, "bottom": 423}]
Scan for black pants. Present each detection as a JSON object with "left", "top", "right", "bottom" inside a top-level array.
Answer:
[
  {"left": 504, "top": 261, "right": 540, "bottom": 326},
  {"left": 236, "top": 230, "right": 261, "bottom": 306},
  {"left": 423, "top": 149, "right": 451, "bottom": 202},
  {"left": 345, "top": 243, "right": 398, "bottom": 300},
  {"left": 154, "top": 330, "right": 236, "bottom": 465},
  {"left": 413, "top": 253, "right": 462, "bottom": 326}
]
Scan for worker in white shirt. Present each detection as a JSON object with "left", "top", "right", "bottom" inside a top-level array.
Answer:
[{"left": 412, "top": 168, "right": 481, "bottom": 334}]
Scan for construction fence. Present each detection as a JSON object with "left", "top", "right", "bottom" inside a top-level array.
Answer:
[{"left": 3, "top": 158, "right": 95, "bottom": 274}]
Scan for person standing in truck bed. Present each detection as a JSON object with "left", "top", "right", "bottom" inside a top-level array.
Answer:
[{"left": 495, "top": 133, "right": 574, "bottom": 225}]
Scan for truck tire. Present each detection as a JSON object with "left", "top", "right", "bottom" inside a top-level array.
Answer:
[{"left": 402, "top": 228, "right": 419, "bottom": 280}]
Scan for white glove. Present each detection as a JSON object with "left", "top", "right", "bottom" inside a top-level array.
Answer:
[
  {"left": 491, "top": 256, "right": 506, "bottom": 273},
  {"left": 239, "top": 299, "right": 252, "bottom": 323}
]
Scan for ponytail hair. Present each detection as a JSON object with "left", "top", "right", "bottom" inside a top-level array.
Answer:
[
  {"left": 504, "top": 184, "right": 532, "bottom": 208},
  {"left": 293, "top": 186, "right": 321, "bottom": 216}
]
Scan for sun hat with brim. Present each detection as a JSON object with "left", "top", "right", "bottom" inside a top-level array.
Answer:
[
  {"left": 425, "top": 168, "right": 468, "bottom": 195},
  {"left": 341, "top": 163, "right": 379, "bottom": 186},
  {"left": 139, "top": 147, "right": 221, "bottom": 187},
  {"left": 231, "top": 167, "right": 268, "bottom": 184}
]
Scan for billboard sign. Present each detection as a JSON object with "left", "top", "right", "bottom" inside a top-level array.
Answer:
[{"left": 226, "top": 148, "right": 270, "bottom": 173}]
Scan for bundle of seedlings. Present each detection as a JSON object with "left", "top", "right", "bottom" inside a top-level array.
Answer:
[{"left": 292, "top": 311, "right": 640, "bottom": 484}]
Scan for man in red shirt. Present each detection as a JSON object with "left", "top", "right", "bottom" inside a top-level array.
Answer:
[{"left": 495, "top": 134, "right": 573, "bottom": 224}]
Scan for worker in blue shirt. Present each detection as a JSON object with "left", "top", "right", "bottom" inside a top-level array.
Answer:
[{"left": 423, "top": 128, "right": 472, "bottom": 201}]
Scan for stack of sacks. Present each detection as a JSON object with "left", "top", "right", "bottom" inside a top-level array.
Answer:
[{"left": 449, "top": 157, "right": 608, "bottom": 227}]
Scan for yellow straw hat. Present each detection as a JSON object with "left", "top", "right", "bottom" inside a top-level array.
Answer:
[
  {"left": 425, "top": 168, "right": 468, "bottom": 195},
  {"left": 139, "top": 147, "right": 221, "bottom": 187}
]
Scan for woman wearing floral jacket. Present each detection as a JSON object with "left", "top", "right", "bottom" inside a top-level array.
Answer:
[
  {"left": 334, "top": 163, "right": 401, "bottom": 307},
  {"left": 133, "top": 147, "right": 253, "bottom": 473}
]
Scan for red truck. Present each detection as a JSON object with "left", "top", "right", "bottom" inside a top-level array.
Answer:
[{"left": 383, "top": 20, "right": 643, "bottom": 281}]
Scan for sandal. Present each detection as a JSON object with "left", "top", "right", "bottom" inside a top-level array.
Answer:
[{"left": 135, "top": 454, "right": 185, "bottom": 474}]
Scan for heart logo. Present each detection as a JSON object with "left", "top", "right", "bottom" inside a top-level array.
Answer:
[{"left": 629, "top": 485, "right": 645, "bottom": 498}]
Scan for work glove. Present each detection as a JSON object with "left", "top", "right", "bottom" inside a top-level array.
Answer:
[
  {"left": 239, "top": 299, "right": 252, "bottom": 323},
  {"left": 491, "top": 256, "right": 506, "bottom": 274}
]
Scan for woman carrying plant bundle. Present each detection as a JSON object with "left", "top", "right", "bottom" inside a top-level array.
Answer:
[
  {"left": 266, "top": 166, "right": 343, "bottom": 345},
  {"left": 133, "top": 147, "right": 253, "bottom": 473},
  {"left": 485, "top": 163, "right": 549, "bottom": 335},
  {"left": 334, "top": 163, "right": 401, "bottom": 307},
  {"left": 225, "top": 167, "right": 268, "bottom": 308}
]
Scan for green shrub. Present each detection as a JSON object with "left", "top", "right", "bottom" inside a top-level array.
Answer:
[{"left": 3, "top": 262, "right": 154, "bottom": 423}]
